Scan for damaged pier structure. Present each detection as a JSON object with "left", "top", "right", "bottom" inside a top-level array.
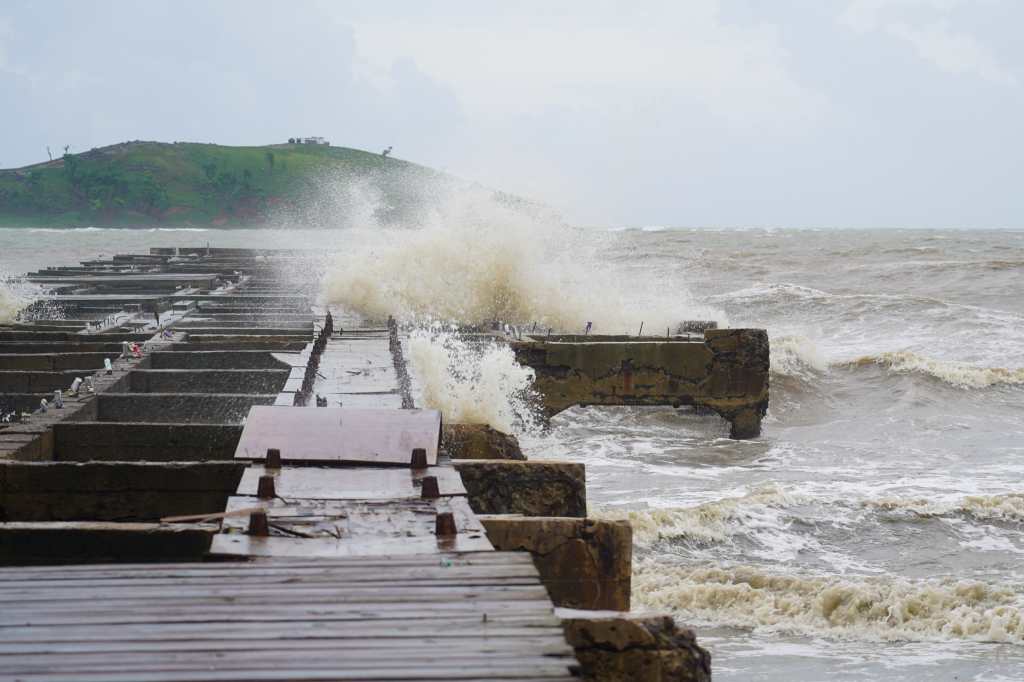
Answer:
[
  {"left": 0, "top": 247, "right": 753, "bottom": 682},
  {"left": 512, "top": 330, "right": 770, "bottom": 439}
]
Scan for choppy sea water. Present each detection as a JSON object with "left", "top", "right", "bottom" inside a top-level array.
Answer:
[
  {"left": 525, "top": 227, "right": 1024, "bottom": 681},
  {"left": 4, "top": 226, "right": 1024, "bottom": 680}
]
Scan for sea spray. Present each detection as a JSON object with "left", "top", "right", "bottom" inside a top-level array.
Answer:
[
  {"left": 0, "top": 276, "right": 43, "bottom": 323},
  {"left": 406, "top": 327, "right": 541, "bottom": 434},
  {"left": 322, "top": 183, "right": 725, "bottom": 332}
]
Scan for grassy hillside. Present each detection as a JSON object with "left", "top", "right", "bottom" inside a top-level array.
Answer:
[{"left": 0, "top": 141, "right": 446, "bottom": 227}]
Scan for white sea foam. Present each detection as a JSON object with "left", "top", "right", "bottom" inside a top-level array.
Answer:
[
  {"left": 633, "top": 562, "right": 1024, "bottom": 644},
  {"left": 406, "top": 327, "right": 540, "bottom": 434},
  {"left": 323, "top": 183, "right": 724, "bottom": 332}
]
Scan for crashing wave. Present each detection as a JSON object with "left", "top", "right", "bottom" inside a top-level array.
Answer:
[
  {"left": 406, "top": 327, "right": 541, "bottom": 434},
  {"left": 769, "top": 335, "right": 827, "bottom": 379},
  {"left": 322, "top": 183, "right": 725, "bottom": 332}
]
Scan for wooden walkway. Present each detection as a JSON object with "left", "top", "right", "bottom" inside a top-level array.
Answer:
[
  {"left": 0, "top": 554, "right": 577, "bottom": 681},
  {"left": 0, "top": 247, "right": 582, "bottom": 681}
]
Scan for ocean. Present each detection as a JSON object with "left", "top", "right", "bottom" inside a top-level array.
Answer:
[{"left": 3, "top": 224, "right": 1023, "bottom": 681}]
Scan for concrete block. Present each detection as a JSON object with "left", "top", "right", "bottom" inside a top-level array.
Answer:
[
  {"left": 512, "top": 329, "right": 770, "bottom": 439},
  {"left": 128, "top": 369, "right": 289, "bottom": 393},
  {"left": 53, "top": 422, "right": 243, "bottom": 461},
  {"left": 97, "top": 393, "right": 277, "bottom": 423},
  {"left": 442, "top": 424, "right": 525, "bottom": 460},
  {"left": 0, "top": 522, "right": 216, "bottom": 565},
  {"left": 454, "top": 460, "right": 586, "bottom": 517},
  {"left": 149, "top": 351, "right": 294, "bottom": 370},
  {"left": 0, "top": 461, "right": 244, "bottom": 521},
  {"left": 482, "top": 515, "right": 631, "bottom": 610},
  {"left": 561, "top": 613, "right": 711, "bottom": 682}
]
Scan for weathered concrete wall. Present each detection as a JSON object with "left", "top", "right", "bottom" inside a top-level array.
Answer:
[
  {"left": 454, "top": 460, "right": 586, "bottom": 517},
  {"left": 0, "top": 341, "right": 127, "bottom": 353},
  {"left": 561, "top": 614, "right": 711, "bottom": 682},
  {"left": 170, "top": 341, "right": 308, "bottom": 352},
  {"left": 128, "top": 369, "right": 289, "bottom": 393},
  {"left": 0, "top": 461, "right": 244, "bottom": 521},
  {"left": 0, "top": 353, "right": 118, "bottom": 371},
  {"left": 96, "top": 393, "right": 276, "bottom": 423},
  {"left": 53, "top": 422, "right": 242, "bottom": 461},
  {"left": 149, "top": 351, "right": 293, "bottom": 370},
  {"left": 442, "top": 424, "right": 526, "bottom": 460},
  {"left": 0, "top": 522, "right": 215, "bottom": 565},
  {"left": 481, "top": 516, "right": 631, "bottom": 611},
  {"left": 512, "top": 329, "right": 769, "bottom": 439},
  {"left": 0, "top": 370, "right": 89, "bottom": 393},
  {"left": 0, "top": 330, "right": 152, "bottom": 342}
]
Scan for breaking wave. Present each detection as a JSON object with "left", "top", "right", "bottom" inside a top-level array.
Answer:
[
  {"left": 633, "top": 562, "right": 1024, "bottom": 643},
  {"left": 837, "top": 351, "right": 1024, "bottom": 389},
  {"left": 405, "top": 328, "right": 541, "bottom": 434},
  {"left": 767, "top": 339, "right": 1023, "bottom": 391},
  {"left": 323, "top": 183, "right": 724, "bottom": 332},
  {"left": 769, "top": 334, "right": 827, "bottom": 380},
  {"left": 866, "top": 493, "right": 1024, "bottom": 524}
]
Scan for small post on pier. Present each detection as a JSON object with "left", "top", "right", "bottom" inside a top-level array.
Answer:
[
  {"left": 247, "top": 511, "right": 270, "bottom": 537},
  {"left": 435, "top": 512, "right": 457, "bottom": 537},
  {"left": 421, "top": 476, "right": 440, "bottom": 499},
  {"left": 410, "top": 448, "right": 428, "bottom": 469},
  {"left": 265, "top": 448, "right": 282, "bottom": 469},
  {"left": 257, "top": 475, "right": 276, "bottom": 499}
]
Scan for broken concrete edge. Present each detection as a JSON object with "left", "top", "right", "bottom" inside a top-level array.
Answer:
[
  {"left": 558, "top": 608, "right": 712, "bottom": 682},
  {"left": 480, "top": 515, "right": 631, "bottom": 611},
  {"left": 454, "top": 460, "right": 586, "bottom": 517},
  {"left": 442, "top": 423, "right": 526, "bottom": 460}
]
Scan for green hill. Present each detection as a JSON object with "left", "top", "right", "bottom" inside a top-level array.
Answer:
[{"left": 0, "top": 140, "right": 448, "bottom": 227}]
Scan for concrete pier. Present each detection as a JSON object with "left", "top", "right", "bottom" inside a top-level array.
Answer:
[
  {"left": 513, "top": 330, "right": 770, "bottom": 438},
  {"left": 0, "top": 246, "right": 721, "bottom": 681}
]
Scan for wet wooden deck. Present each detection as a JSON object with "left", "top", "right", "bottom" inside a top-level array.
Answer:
[
  {"left": 0, "top": 554, "right": 577, "bottom": 681},
  {"left": 0, "top": 247, "right": 581, "bottom": 681}
]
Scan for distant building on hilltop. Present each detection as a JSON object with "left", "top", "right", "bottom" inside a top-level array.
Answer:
[{"left": 288, "top": 136, "right": 330, "bottom": 146}]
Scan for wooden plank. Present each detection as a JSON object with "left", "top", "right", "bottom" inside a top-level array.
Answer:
[
  {"left": 0, "top": 659, "right": 577, "bottom": 675},
  {"left": 0, "top": 620, "right": 566, "bottom": 643},
  {"left": 234, "top": 407, "right": 440, "bottom": 465},
  {"left": 218, "top": 496, "right": 487, "bottom": 543},
  {"left": 0, "top": 552, "right": 535, "bottom": 578},
  {"left": 234, "top": 465, "right": 465, "bottom": 500},
  {"left": 0, "top": 636, "right": 574, "bottom": 656},
  {"left": 208, "top": 531, "right": 492, "bottom": 558}
]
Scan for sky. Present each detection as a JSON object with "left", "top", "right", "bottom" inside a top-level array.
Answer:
[{"left": 0, "top": 0, "right": 1021, "bottom": 228}]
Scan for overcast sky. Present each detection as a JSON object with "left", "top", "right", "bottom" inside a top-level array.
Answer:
[{"left": 1, "top": 1, "right": 1020, "bottom": 228}]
